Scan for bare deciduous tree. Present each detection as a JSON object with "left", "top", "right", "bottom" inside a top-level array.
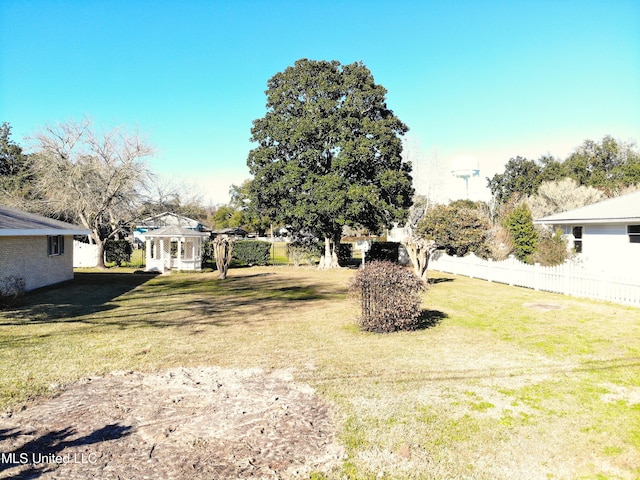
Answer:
[
  {"left": 30, "top": 118, "right": 155, "bottom": 268},
  {"left": 526, "top": 178, "right": 605, "bottom": 220}
]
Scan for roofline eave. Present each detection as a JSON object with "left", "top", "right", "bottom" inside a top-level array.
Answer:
[
  {"left": 0, "top": 229, "right": 92, "bottom": 236},
  {"left": 534, "top": 217, "right": 640, "bottom": 225}
]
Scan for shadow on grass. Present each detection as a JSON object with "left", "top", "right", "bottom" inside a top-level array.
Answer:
[
  {"left": 0, "top": 423, "right": 132, "bottom": 478},
  {"left": 416, "top": 309, "right": 448, "bottom": 329},
  {"left": 0, "top": 272, "right": 159, "bottom": 325},
  {"left": 0, "top": 270, "right": 343, "bottom": 328},
  {"left": 428, "top": 277, "right": 455, "bottom": 285}
]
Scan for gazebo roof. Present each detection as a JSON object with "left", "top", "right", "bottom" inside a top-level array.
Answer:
[
  {"left": 137, "top": 211, "right": 202, "bottom": 230},
  {"left": 142, "top": 225, "right": 209, "bottom": 239}
]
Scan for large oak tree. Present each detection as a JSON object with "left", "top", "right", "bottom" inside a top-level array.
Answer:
[{"left": 247, "top": 59, "right": 413, "bottom": 268}]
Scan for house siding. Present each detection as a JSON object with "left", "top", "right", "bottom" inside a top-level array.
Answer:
[
  {"left": 0, "top": 235, "right": 74, "bottom": 291},
  {"left": 562, "top": 223, "right": 640, "bottom": 271}
]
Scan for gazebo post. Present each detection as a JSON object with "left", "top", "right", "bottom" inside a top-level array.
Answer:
[
  {"left": 159, "top": 238, "right": 166, "bottom": 271},
  {"left": 177, "top": 237, "right": 183, "bottom": 271},
  {"left": 145, "top": 238, "right": 152, "bottom": 269}
]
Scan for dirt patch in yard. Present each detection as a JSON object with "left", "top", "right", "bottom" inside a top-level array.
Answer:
[
  {"left": 523, "top": 302, "right": 566, "bottom": 312},
  {"left": 0, "top": 367, "right": 343, "bottom": 479}
]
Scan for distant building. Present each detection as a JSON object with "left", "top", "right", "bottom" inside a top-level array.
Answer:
[{"left": 134, "top": 212, "right": 206, "bottom": 245}]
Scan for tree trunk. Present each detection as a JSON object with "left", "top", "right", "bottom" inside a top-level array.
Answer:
[
  {"left": 403, "top": 238, "right": 437, "bottom": 281},
  {"left": 318, "top": 236, "right": 340, "bottom": 269},
  {"left": 213, "top": 235, "right": 234, "bottom": 279},
  {"left": 94, "top": 232, "right": 107, "bottom": 269}
]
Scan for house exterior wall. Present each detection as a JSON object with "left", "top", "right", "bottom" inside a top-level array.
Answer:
[
  {"left": 563, "top": 223, "right": 640, "bottom": 272},
  {"left": 0, "top": 235, "right": 74, "bottom": 291}
]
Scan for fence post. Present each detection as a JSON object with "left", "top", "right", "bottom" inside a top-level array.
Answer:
[
  {"left": 534, "top": 263, "right": 540, "bottom": 291},
  {"left": 508, "top": 255, "right": 515, "bottom": 286}
]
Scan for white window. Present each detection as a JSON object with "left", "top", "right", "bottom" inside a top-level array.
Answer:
[{"left": 47, "top": 235, "right": 65, "bottom": 256}]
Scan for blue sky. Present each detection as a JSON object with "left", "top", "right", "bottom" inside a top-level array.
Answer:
[{"left": 1, "top": 0, "right": 639, "bottom": 204}]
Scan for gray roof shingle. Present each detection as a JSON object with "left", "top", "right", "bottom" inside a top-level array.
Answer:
[{"left": 0, "top": 205, "right": 91, "bottom": 236}]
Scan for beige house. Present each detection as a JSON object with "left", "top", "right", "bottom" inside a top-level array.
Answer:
[{"left": 0, "top": 206, "right": 90, "bottom": 291}]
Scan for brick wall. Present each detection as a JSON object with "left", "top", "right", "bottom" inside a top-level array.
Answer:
[{"left": 0, "top": 235, "right": 74, "bottom": 292}]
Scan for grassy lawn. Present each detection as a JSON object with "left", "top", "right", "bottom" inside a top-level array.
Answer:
[{"left": 1, "top": 266, "right": 639, "bottom": 479}]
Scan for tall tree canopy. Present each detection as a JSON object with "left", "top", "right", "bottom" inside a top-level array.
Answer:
[
  {"left": 0, "top": 122, "right": 33, "bottom": 206},
  {"left": 487, "top": 156, "right": 542, "bottom": 204},
  {"left": 416, "top": 201, "right": 490, "bottom": 258},
  {"left": 30, "top": 118, "right": 155, "bottom": 268},
  {"left": 247, "top": 59, "right": 413, "bottom": 267},
  {"left": 488, "top": 136, "right": 640, "bottom": 206},
  {"left": 563, "top": 135, "right": 640, "bottom": 191}
]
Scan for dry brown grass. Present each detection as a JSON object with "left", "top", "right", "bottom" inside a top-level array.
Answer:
[{"left": 1, "top": 266, "right": 639, "bottom": 479}]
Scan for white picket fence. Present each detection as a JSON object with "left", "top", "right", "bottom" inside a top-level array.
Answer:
[{"left": 429, "top": 252, "right": 640, "bottom": 307}]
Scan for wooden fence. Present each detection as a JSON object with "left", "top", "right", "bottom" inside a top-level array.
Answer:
[{"left": 429, "top": 252, "right": 640, "bottom": 307}]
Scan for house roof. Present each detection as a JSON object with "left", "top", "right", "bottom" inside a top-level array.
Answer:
[
  {"left": 0, "top": 205, "right": 91, "bottom": 236},
  {"left": 535, "top": 190, "right": 640, "bottom": 225},
  {"left": 141, "top": 225, "right": 209, "bottom": 238},
  {"left": 137, "top": 212, "right": 202, "bottom": 230}
]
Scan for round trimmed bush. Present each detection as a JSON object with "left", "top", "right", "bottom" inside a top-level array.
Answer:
[{"left": 349, "top": 261, "right": 426, "bottom": 333}]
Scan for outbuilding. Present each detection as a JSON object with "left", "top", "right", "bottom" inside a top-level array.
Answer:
[
  {"left": 142, "top": 225, "right": 209, "bottom": 272},
  {"left": 0, "top": 206, "right": 91, "bottom": 291}
]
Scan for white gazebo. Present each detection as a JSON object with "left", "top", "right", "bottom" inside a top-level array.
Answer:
[{"left": 143, "top": 225, "right": 209, "bottom": 272}]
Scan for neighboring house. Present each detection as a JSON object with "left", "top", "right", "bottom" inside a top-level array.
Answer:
[
  {"left": 387, "top": 222, "right": 411, "bottom": 243},
  {"left": 134, "top": 212, "right": 206, "bottom": 246},
  {"left": 0, "top": 206, "right": 91, "bottom": 291},
  {"left": 534, "top": 190, "right": 640, "bottom": 271}
]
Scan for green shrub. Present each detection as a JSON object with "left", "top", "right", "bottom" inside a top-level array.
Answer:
[
  {"left": 104, "top": 239, "right": 132, "bottom": 265},
  {"left": 0, "top": 275, "right": 26, "bottom": 308},
  {"left": 338, "top": 243, "right": 353, "bottom": 265},
  {"left": 232, "top": 240, "right": 271, "bottom": 266},
  {"left": 201, "top": 240, "right": 214, "bottom": 269},
  {"left": 503, "top": 203, "right": 538, "bottom": 263},
  {"left": 368, "top": 242, "right": 400, "bottom": 263},
  {"left": 349, "top": 261, "right": 426, "bottom": 333},
  {"left": 531, "top": 228, "right": 569, "bottom": 266},
  {"left": 287, "top": 239, "right": 322, "bottom": 266}
]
